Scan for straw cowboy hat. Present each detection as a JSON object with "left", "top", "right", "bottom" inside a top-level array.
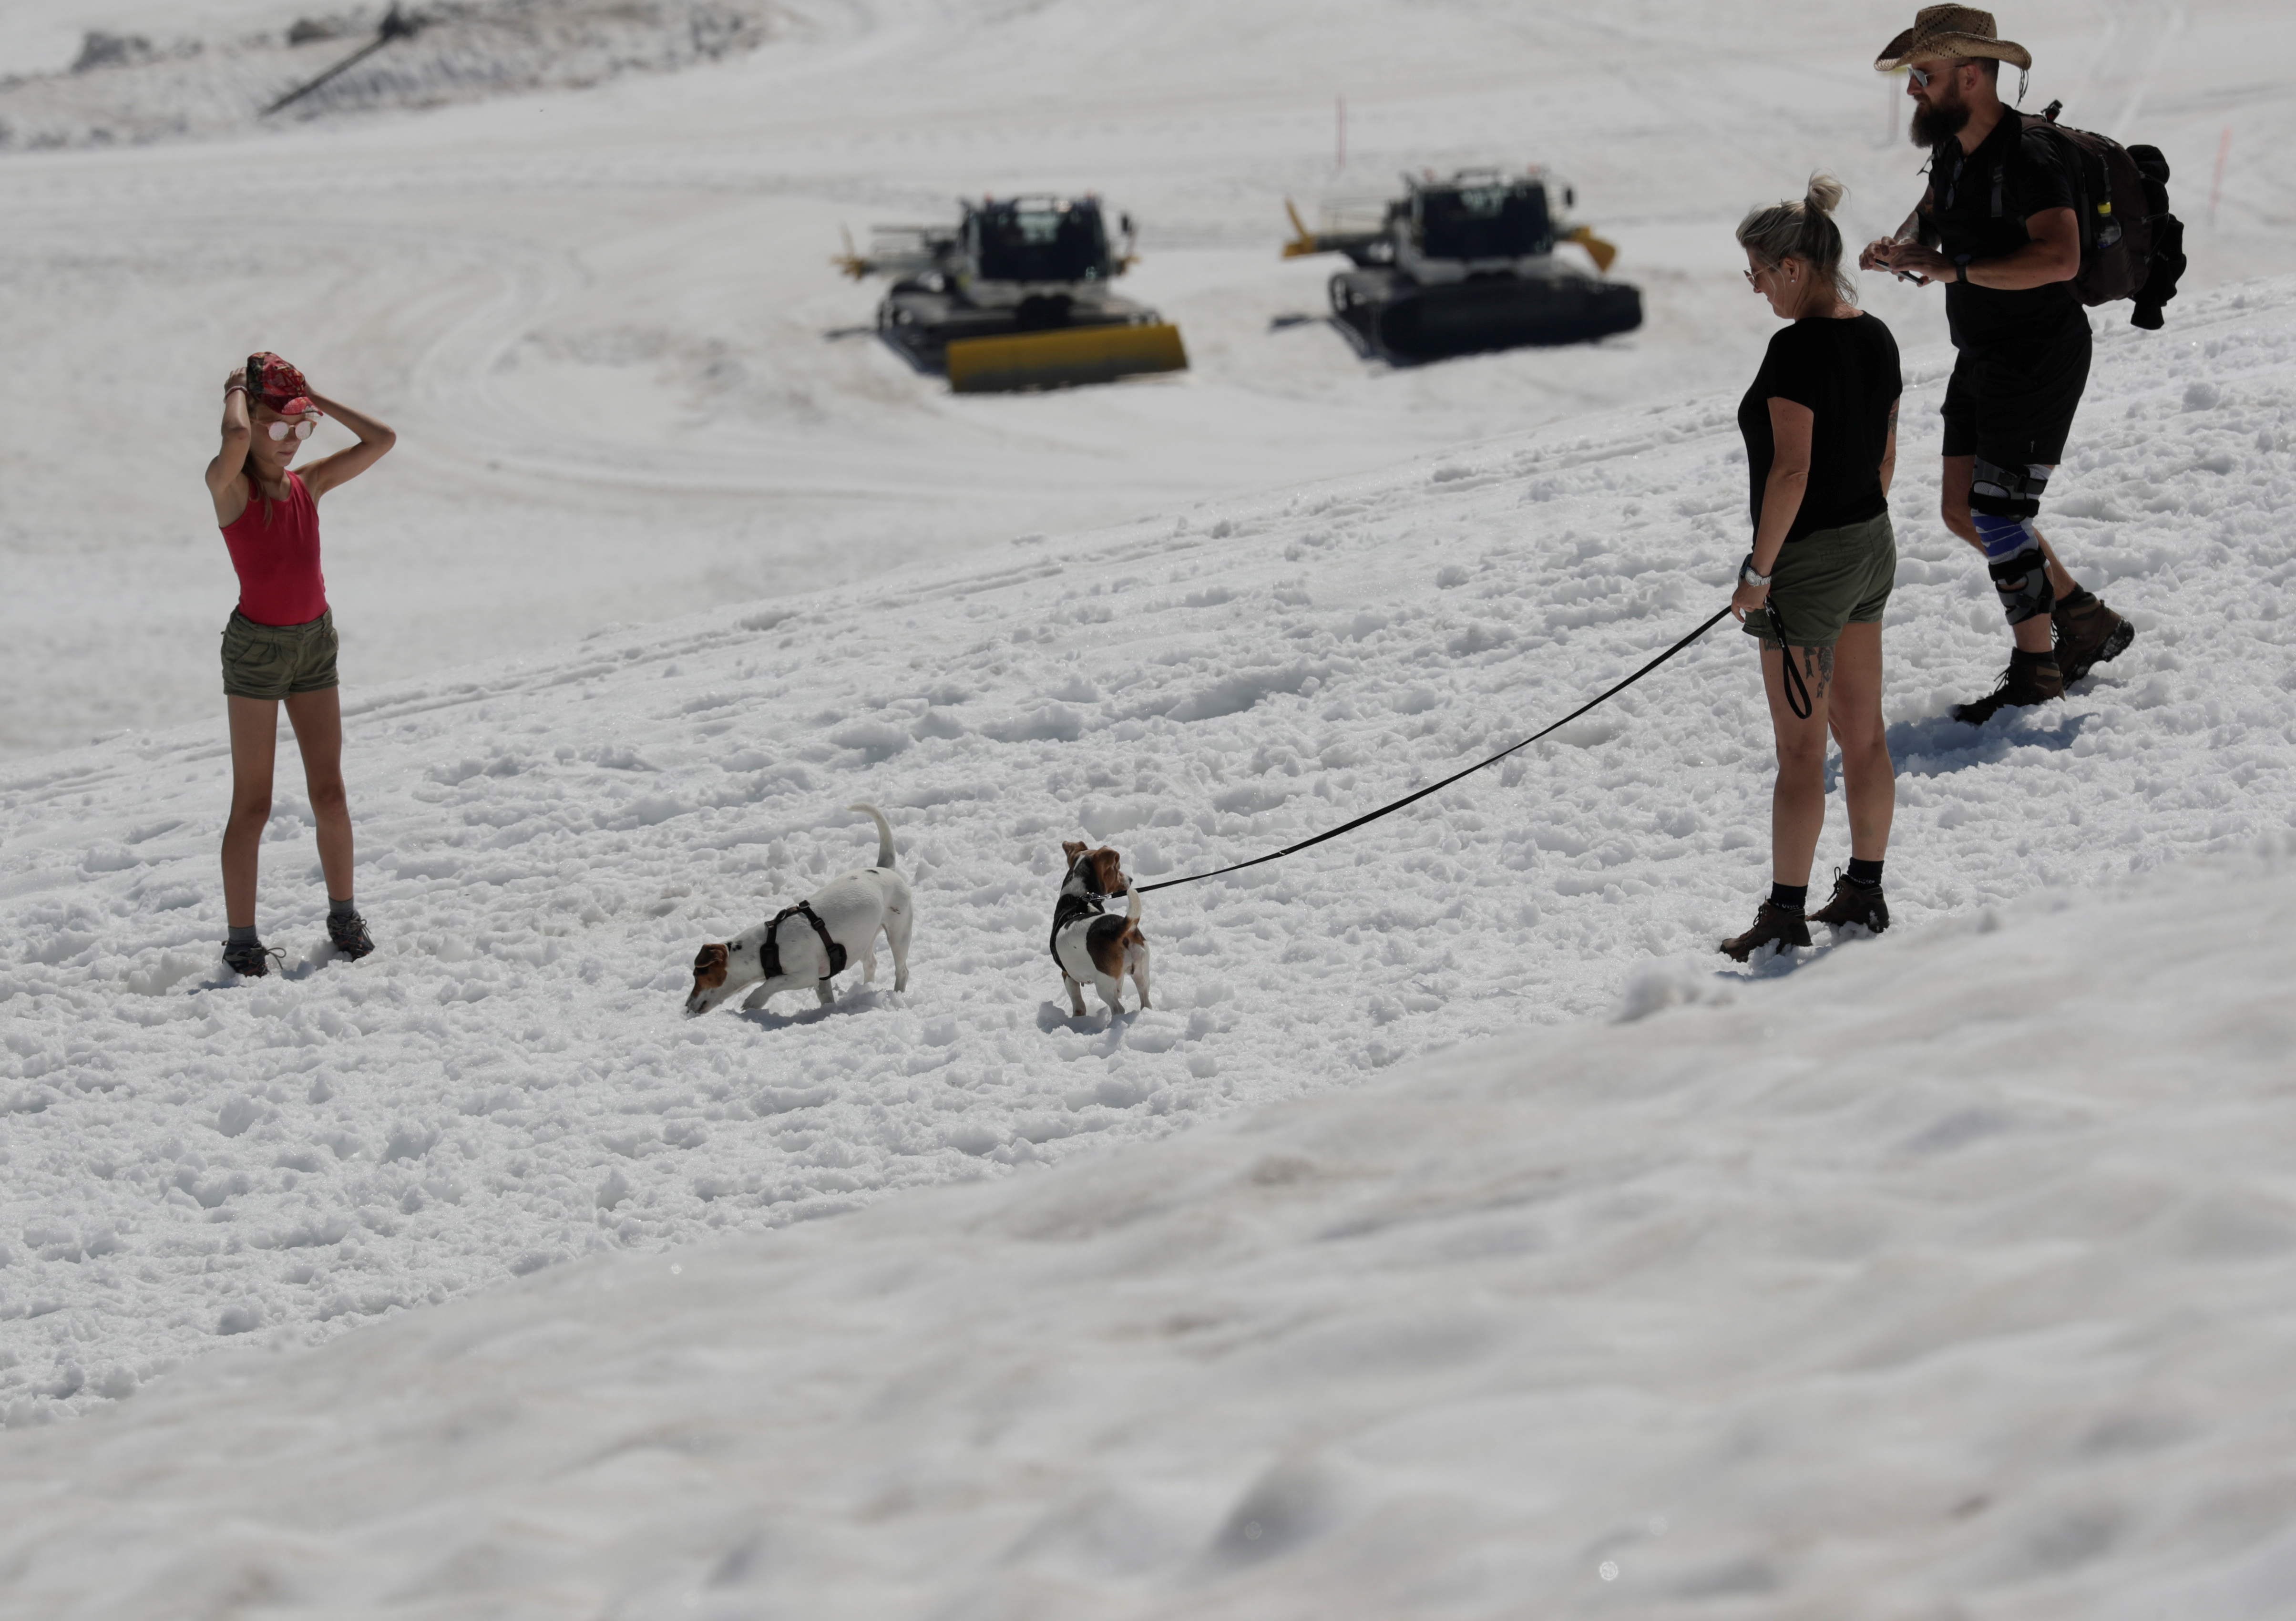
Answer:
[{"left": 1874, "top": 5, "right": 2032, "bottom": 71}]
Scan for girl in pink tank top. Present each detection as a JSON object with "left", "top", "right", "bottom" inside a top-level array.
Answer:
[{"left": 205, "top": 352, "right": 397, "bottom": 977}]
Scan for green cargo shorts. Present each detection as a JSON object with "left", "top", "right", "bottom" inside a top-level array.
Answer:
[
  {"left": 221, "top": 609, "right": 339, "bottom": 700},
  {"left": 1742, "top": 511, "right": 1896, "bottom": 652}
]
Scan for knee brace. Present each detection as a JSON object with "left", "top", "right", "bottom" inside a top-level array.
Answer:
[
  {"left": 1969, "top": 457, "right": 2053, "bottom": 521},
  {"left": 1969, "top": 459, "right": 2058, "bottom": 624},
  {"left": 1974, "top": 513, "right": 2055, "bottom": 624}
]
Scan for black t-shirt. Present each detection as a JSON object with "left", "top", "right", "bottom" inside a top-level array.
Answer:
[
  {"left": 1739, "top": 313, "right": 1902, "bottom": 545},
  {"left": 1929, "top": 114, "right": 2082, "bottom": 349}
]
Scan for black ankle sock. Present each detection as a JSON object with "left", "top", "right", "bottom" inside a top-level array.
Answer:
[
  {"left": 2055, "top": 587, "right": 2097, "bottom": 615},
  {"left": 1768, "top": 882, "right": 1807, "bottom": 913},
  {"left": 1846, "top": 858, "right": 1884, "bottom": 888},
  {"left": 227, "top": 924, "right": 259, "bottom": 947},
  {"left": 328, "top": 896, "right": 357, "bottom": 919}
]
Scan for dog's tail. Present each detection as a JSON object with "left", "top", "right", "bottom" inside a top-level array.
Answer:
[
  {"left": 1124, "top": 883, "right": 1140, "bottom": 923},
  {"left": 848, "top": 803, "right": 895, "bottom": 870}
]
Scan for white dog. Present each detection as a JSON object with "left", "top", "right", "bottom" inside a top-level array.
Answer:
[
  {"left": 685, "top": 804, "right": 912, "bottom": 1016},
  {"left": 1050, "top": 840, "right": 1151, "bottom": 1017}
]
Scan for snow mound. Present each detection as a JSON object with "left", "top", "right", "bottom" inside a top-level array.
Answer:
[
  {"left": 3, "top": 276, "right": 2294, "bottom": 1426},
  {"left": 4, "top": 843, "right": 2294, "bottom": 1616},
  {"left": 0, "top": 0, "right": 779, "bottom": 149}
]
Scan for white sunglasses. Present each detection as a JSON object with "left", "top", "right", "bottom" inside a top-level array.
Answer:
[{"left": 265, "top": 413, "right": 321, "bottom": 441}]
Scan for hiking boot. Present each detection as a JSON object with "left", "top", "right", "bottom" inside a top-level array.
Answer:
[
  {"left": 327, "top": 909, "right": 375, "bottom": 961},
  {"left": 222, "top": 940, "right": 282, "bottom": 978},
  {"left": 2052, "top": 591, "right": 2135, "bottom": 685},
  {"left": 1720, "top": 901, "right": 1812, "bottom": 963},
  {"left": 1951, "top": 648, "right": 2064, "bottom": 725},
  {"left": 1809, "top": 871, "right": 1889, "bottom": 935}
]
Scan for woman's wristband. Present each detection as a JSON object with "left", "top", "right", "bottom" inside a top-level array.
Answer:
[
  {"left": 1740, "top": 552, "right": 1773, "bottom": 588},
  {"left": 223, "top": 383, "right": 248, "bottom": 399}
]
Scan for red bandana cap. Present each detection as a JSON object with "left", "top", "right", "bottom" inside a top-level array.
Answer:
[{"left": 247, "top": 353, "right": 311, "bottom": 412}]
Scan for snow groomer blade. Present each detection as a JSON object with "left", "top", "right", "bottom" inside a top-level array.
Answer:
[{"left": 944, "top": 322, "right": 1188, "bottom": 393}]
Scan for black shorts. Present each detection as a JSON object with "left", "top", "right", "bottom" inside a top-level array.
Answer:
[{"left": 1940, "top": 315, "right": 2092, "bottom": 468}]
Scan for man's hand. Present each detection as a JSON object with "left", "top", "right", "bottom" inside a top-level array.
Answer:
[{"left": 1868, "top": 239, "right": 1955, "bottom": 285}]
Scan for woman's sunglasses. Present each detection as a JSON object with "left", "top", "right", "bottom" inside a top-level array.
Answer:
[{"left": 263, "top": 396, "right": 322, "bottom": 440}]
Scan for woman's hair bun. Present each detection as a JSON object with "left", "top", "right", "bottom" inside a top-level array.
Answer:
[{"left": 1804, "top": 173, "right": 1846, "bottom": 217}]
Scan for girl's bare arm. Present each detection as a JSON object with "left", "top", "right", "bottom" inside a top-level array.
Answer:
[
  {"left": 298, "top": 391, "right": 398, "bottom": 500},
  {"left": 206, "top": 369, "right": 255, "bottom": 525}
]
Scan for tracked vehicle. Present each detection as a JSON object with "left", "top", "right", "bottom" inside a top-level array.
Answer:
[
  {"left": 837, "top": 196, "right": 1187, "bottom": 393},
  {"left": 1283, "top": 169, "right": 1640, "bottom": 364}
]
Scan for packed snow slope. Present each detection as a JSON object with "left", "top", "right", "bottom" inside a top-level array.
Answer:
[
  {"left": 4, "top": 274, "right": 2293, "bottom": 1430},
  {"left": 5, "top": 845, "right": 2296, "bottom": 1619},
  {"left": 3, "top": 0, "right": 2292, "bottom": 756}
]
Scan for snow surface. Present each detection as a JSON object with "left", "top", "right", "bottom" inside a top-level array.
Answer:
[
  {"left": 3, "top": 843, "right": 2295, "bottom": 1617},
  {"left": 5, "top": 0, "right": 2296, "bottom": 1606},
  {"left": 6, "top": 271, "right": 2294, "bottom": 1431},
  {"left": 4, "top": 0, "right": 2290, "bottom": 757}
]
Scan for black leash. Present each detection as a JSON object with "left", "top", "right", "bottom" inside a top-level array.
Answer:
[
  {"left": 1764, "top": 596, "right": 1814, "bottom": 720},
  {"left": 1139, "top": 605, "right": 1733, "bottom": 893}
]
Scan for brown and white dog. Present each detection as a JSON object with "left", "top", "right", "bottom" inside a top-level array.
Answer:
[
  {"left": 1051, "top": 841, "right": 1151, "bottom": 1017},
  {"left": 685, "top": 804, "right": 912, "bottom": 1016}
]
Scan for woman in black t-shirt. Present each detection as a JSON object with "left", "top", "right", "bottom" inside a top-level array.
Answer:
[{"left": 1720, "top": 176, "right": 1905, "bottom": 963}]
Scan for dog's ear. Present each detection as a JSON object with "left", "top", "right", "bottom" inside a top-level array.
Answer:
[
  {"left": 690, "top": 943, "right": 729, "bottom": 990},
  {"left": 1062, "top": 840, "right": 1088, "bottom": 866},
  {"left": 1090, "top": 849, "right": 1125, "bottom": 892}
]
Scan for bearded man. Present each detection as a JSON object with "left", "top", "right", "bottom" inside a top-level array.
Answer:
[{"left": 1861, "top": 6, "right": 2134, "bottom": 723}]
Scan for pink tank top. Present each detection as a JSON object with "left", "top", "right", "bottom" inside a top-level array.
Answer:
[{"left": 220, "top": 472, "right": 328, "bottom": 627}]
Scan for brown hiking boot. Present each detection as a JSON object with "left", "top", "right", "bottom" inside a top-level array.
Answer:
[
  {"left": 1720, "top": 901, "right": 1812, "bottom": 963},
  {"left": 2052, "top": 592, "right": 2135, "bottom": 684},
  {"left": 1951, "top": 648, "right": 2064, "bottom": 725},
  {"left": 1808, "top": 871, "right": 1889, "bottom": 935}
]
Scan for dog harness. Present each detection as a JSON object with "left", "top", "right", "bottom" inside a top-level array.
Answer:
[
  {"left": 1048, "top": 860, "right": 1108, "bottom": 967},
  {"left": 761, "top": 900, "right": 846, "bottom": 981}
]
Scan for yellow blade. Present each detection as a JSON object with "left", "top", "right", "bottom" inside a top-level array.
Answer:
[
  {"left": 1567, "top": 225, "right": 1618, "bottom": 274},
  {"left": 1281, "top": 198, "right": 1321, "bottom": 259},
  {"left": 833, "top": 225, "right": 868, "bottom": 279},
  {"left": 945, "top": 323, "right": 1188, "bottom": 393}
]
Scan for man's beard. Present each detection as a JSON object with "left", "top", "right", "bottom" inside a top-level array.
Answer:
[{"left": 1911, "top": 95, "right": 1969, "bottom": 147}]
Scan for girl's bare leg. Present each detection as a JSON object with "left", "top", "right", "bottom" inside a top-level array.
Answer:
[
  {"left": 284, "top": 687, "right": 353, "bottom": 901},
  {"left": 223, "top": 697, "right": 281, "bottom": 928},
  {"left": 1824, "top": 622, "right": 1895, "bottom": 861},
  {"left": 1762, "top": 644, "right": 1835, "bottom": 888}
]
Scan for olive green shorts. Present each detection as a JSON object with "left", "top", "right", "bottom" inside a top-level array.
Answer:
[
  {"left": 1742, "top": 511, "right": 1896, "bottom": 652},
  {"left": 221, "top": 609, "right": 339, "bottom": 700}
]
